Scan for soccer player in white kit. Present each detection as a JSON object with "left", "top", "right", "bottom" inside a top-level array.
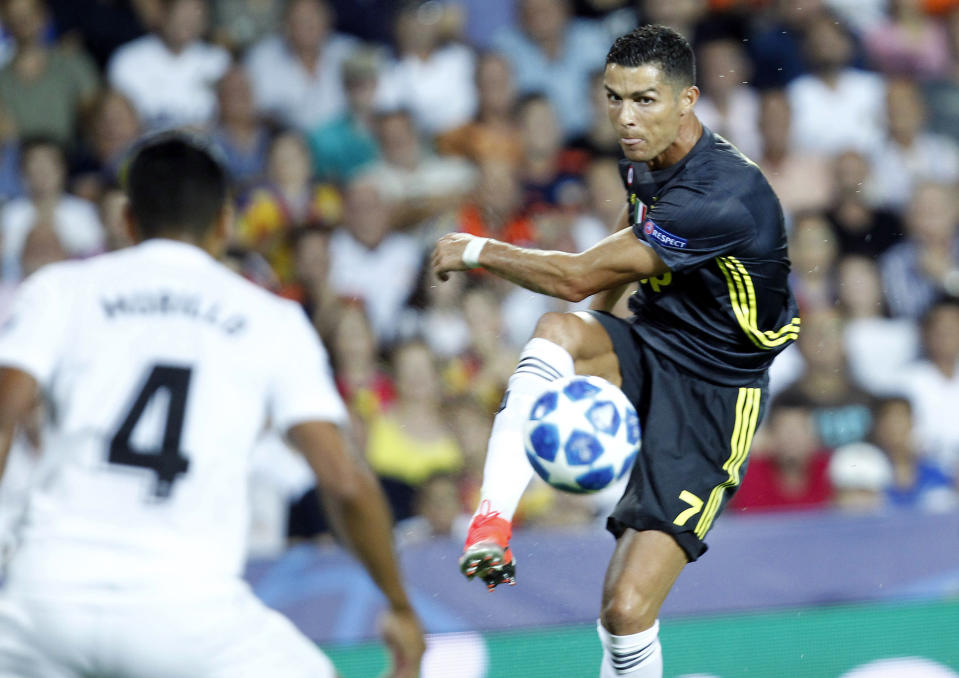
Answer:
[{"left": 0, "top": 133, "right": 425, "bottom": 678}]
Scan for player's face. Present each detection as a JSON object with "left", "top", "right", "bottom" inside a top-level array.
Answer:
[{"left": 605, "top": 62, "right": 696, "bottom": 165}]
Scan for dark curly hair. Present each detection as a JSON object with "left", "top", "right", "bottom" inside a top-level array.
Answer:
[{"left": 606, "top": 25, "right": 696, "bottom": 89}]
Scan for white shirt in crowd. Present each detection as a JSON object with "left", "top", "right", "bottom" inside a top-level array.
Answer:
[
  {"left": 108, "top": 35, "right": 231, "bottom": 130},
  {"left": 0, "top": 195, "right": 105, "bottom": 282},
  {"left": 245, "top": 33, "right": 357, "bottom": 131},
  {"left": 787, "top": 69, "right": 886, "bottom": 156},
  {"left": 328, "top": 228, "right": 421, "bottom": 343},
  {"left": 376, "top": 43, "right": 478, "bottom": 135},
  {"left": 895, "top": 359, "right": 959, "bottom": 475},
  {"left": 696, "top": 88, "right": 762, "bottom": 161},
  {"left": 0, "top": 239, "right": 347, "bottom": 589},
  {"left": 869, "top": 133, "right": 959, "bottom": 210},
  {"left": 366, "top": 154, "right": 477, "bottom": 206}
]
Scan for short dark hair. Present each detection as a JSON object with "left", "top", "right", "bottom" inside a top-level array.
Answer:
[
  {"left": 606, "top": 25, "right": 696, "bottom": 89},
  {"left": 123, "top": 131, "right": 228, "bottom": 239}
]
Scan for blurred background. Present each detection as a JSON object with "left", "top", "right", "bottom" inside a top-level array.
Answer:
[{"left": 0, "top": 0, "right": 957, "bottom": 675}]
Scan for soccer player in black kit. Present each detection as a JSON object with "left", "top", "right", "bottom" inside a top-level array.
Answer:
[{"left": 432, "top": 25, "right": 799, "bottom": 677}]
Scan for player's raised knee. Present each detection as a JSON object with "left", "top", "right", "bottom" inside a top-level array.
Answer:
[
  {"left": 600, "top": 590, "right": 659, "bottom": 636},
  {"left": 532, "top": 312, "right": 585, "bottom": 351}
]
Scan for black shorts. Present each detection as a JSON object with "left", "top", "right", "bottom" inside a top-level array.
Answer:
[{"left": 588, "top": 311, "right": 769, "bottom": 562}]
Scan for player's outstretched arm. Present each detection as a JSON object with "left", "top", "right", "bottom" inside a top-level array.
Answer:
[
  {"left": 287, "top": 421, "right": 425, "bottom": 678},
  {"left": 0, "top": 368, "right": 39, "bottom": 481},
  {"left": 431, "top": 226, "right": 669, "bottom": 302}
]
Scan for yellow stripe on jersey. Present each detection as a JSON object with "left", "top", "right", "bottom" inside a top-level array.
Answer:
[
  {"left": 694, "top": 387, "right": 760, "bottom": 539},
  {"left": 716, "top": 256, "right": 800, "bottom": 349}
]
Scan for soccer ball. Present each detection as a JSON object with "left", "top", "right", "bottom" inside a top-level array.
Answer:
[{"left": 523, "top": 375, "right": 640, "bottom": 494}]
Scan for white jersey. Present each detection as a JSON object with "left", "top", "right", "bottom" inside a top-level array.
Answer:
[{"left": 0, "top": 239, "right": 347, "bottom": 588}]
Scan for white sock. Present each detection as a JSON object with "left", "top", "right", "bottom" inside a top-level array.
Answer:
[
  {"left": 475, "top": 338, "right": 575, "bottom": 522},
  {"left": 598, "top": 620, "right": 662, "bottom": 677}
]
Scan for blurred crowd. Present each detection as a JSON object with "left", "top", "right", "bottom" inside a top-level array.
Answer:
[{"left": 0, "top": 0, "right": 958, "bottom": 558}]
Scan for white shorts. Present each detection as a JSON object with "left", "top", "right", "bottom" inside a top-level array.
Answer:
[{"left": 0, "top": 580, "right": 337, "bottom": 678}]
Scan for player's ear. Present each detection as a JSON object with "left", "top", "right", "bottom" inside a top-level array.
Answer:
[{"left": 681, "top": 85, "right": 700, "bottom": 115}]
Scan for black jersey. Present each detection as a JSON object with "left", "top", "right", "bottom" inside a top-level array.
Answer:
[{"left": 620, "top": 126, "right": 799, "bottom": 386}]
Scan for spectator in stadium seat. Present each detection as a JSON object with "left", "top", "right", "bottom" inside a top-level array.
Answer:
[
  {"left": 287, "top": 226, "right": 341, "bottom": 338},
  {"left": 18, "top": 214, "right": 66, "bottom": 278},
  {"left": 96, "top": 184, "right": 134, "bottom": 253},
  {"left": 47, "top": 0, "right": 149, "bottom": 69},
  {"left": 788, "top": 211, "right": 840, "bottom": 312},
  {"left": 444, "top": 394, "right": 494, "bottom": 509},
  {"left": 825, "top": 150, "right": 904, "bottom": 258},
  {"left": 566, "top": 68, "right": 623, "bottom": 160},
  {"left": 730, "top": 402, "right": 833, "bottom": 513},
  {"left": 0, "top": 138, "right": 104, "bottom": 282},
  {"left": 328, "top": 173, "right": 421, "bottom": 344},
  {"left": 365, "top": 340, "right": 464, "bottom": 519},
  {"left": 880, "top": 182, "right": 959, "bottom": 319},
  {"left": 744, "top": 0, "right": 816, "bottom": 90},
  {"left": 376, "top": 0, "right": 477, "bottom": 136},
  {"left": 0, "top": 106, "right": 22, "bottom": 203},
  {"left": 330, "top": 302, "right": 395, "bottom": 430},
  {"left": 828, "top": 442, "right": 892, "bottom": 514},
  {"left": 864, "top": 0, "right": 952, "bottom": 80},
  {"left": 364, "top": 109, "right": 477, "bottom": 233},
  {"left": 893, "top": 300, "right": 959, "bottom": 476},
  {"left": 773, "top": 307, "right": 876, "bottom": 450},
  {"left": 872, "top": 396, "right": 957, "bottom": 511},
  {"left": 435, "top": 51, "right": 525, "bottom": 168},
  {"left": 210, "top": 65, "right": 271, "bottom": 189},
  {"left": 235, "top": 130, "right": 342, "bottom": 285},
  {"left": 694, "top": 37, "right": 761, "bottom": 161},
  {"left": 244, "top": 0, "right": 357, "bottom": 131},
  {"left": 326, "top": 0, "right": 396, "bottom": 45},
  {"left": 869, "top": 78, "right": 959, "bottom": 211},
  {"left": 579, "top": 157, "right": 627, "bottom": 238},
  {"left": 637, "top": 0, "right": 706, "bottom": 41},
  {"left": 0, "top": 0, "right": 99, "bottom": 146},
  {"left": 755, "top": 90, "right": 832, "bottom": 218},
  {"left": 837, "top": 255, "right": 920, "bottom": 396},
  {"left": 397, "top": 259, "right": 471, "bottom": 360},
  {"left": 394, "top": 472, "right": 472, "bottom": 547},
  {"left": 787, "top": 10, "right": 886, "bottom": 156},
  {"left": 451, "top": 159, "right": 537, "bottom": 248},
  {"left": 516, "top": 94, "right": 590, "bottom": 213},
  {"left": 210, "top": 0, "right": 282, "bottom": 53},
  {"left": 107, "top": 0, "right": 229, "bottom": 131},
  {"left": 923, "top": 6, "right": 959, "bottom": 143},
  {"left": 307, "top": 46, "right": 382, "bottom": 183},
  {"left": 491, "top": 0, "right": 609, "bottom": 138},
  {"left": 455, "top": 285, "right": 518, "bottom": 408},
  {"left": 70, "top": 90, "right": 142, "bottom": 203}
]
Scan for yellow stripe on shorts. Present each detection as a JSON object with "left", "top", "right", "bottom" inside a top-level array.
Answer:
[{"left": 694, "top": 386, "right": 761, "bottom": 539}]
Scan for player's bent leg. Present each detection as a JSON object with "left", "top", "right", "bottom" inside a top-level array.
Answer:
[
  {"left": 597, "top": 529, "right": 687, "bottom": 677},
  {"left": 462, "top": 312, "right": 621, "bottom": 590}
]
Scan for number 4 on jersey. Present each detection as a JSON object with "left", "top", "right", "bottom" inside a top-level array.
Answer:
[{"left": 108, "top": 365, "right": 192, "bottom": 499}]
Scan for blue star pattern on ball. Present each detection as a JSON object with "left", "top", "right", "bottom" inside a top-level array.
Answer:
[{"left": 524, "top": 376, "right": 640, "bottom": 494}]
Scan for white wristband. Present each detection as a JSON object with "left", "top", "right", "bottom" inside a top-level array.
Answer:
[{"left": 462, "top": 237, "right": 488, "bottom": 269}]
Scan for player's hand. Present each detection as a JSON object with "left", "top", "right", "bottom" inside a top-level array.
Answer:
[
  {"left": 379, "top": 606, "right": 425, "bottom": 678},
  {"left": 431, "top": 232, "right": 476, "bottom": 282}
]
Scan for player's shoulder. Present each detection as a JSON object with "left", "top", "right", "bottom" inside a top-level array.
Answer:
[
  {"left": 19, "top": 258, "right": 86, "bottom": 290},
  {"left": 207, "top": 261, "right": 310, "bottom": 330},
  {"left": 690, "top": 129, "right": 780, "bottom": 216},
  {"left": 688, "top": 128, "right": 768, "bottom": 189}
]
